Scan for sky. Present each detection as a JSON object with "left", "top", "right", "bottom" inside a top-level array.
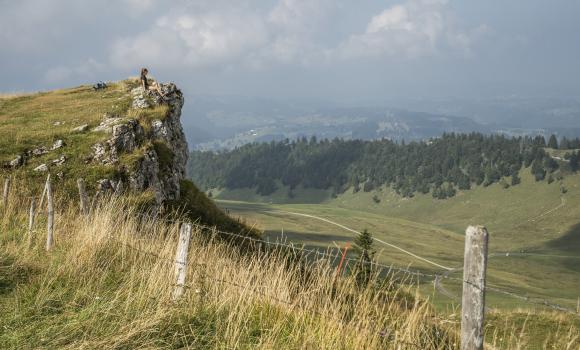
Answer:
[{"left": 1, "top": 0, "right": 580, "bottom": 103}]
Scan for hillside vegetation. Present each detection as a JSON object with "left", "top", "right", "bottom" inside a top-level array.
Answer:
[
  {"left": 190, "top": 134, "right": 579, "bottom": 199},
  {"left": 0, "top": 81, "right": 253, "bottom": 234},
  {"left": 0, "top": 188, "right": 578, "bottom": 349}
]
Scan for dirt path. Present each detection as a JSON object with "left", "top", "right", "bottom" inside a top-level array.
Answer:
[{"left": 266, "top": 209, "right": 453, "bottom": 270}]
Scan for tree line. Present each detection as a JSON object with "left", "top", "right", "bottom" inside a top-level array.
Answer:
[{"left": 189, "top": 133, "right": 579, "bottom": 199}]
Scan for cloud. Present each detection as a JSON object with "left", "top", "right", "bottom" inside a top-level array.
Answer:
[
  {"left": 109, "top": 0, "right": 340, "bottom": 70},
  {"left": 108, "top": 0, "right": 485, "bottom": 71},
  {"left": 110, "top": 10, "right": 270, "bottom": 69},
  {"left": 337, "top": 0, "right": 483, "bottom": 59},
  {"left": 0, "top": 0, "right": 489, "bottom": 89}
]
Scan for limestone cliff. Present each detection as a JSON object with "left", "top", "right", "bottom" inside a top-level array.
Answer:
[{"left": 91, "top": 83, "right": 188, "bottom": 204}]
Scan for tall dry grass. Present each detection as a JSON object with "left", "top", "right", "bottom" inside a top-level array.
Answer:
[{"left": 0, "top": 178, "right": 578, "bottom": 349}]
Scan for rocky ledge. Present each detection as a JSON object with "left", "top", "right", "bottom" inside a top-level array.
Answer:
[{"left": 91, "top": 83, "right": 188, "bottom": 204}]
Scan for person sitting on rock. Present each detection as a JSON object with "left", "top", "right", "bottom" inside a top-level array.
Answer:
[{"left": 140, "top": 68, "right": 165, "bottom": 97}]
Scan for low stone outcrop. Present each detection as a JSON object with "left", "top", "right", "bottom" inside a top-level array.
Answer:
[{"left": 92, "top": 119, "right": 144, "bottom": 164}]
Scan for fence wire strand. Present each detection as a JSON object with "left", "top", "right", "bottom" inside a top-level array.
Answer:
[{"left": 9, "top": 192, "right": 578, "bottom": 315}]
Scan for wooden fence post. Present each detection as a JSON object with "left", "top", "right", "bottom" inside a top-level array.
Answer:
[
  {"left": 77, "top": 178, "right": 89, "bottom": 216},
  {"left": 173, "top": 222, "right": 192, "bottom": 300},
  {"left": 46, "top": 174, "right": 54, "bottom": 251},
  {"left": 28, "top": 198, "right": 36, "bottom": 247},
  {"left": 461, "top": 226, "right": 489, "bottom": 350},
  {"left": 2, "top": 177, "right": 10, "bottom": 206}
]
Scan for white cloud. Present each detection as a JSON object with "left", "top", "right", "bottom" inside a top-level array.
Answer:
[
  {"left": 109, "top": 0, "right": 339, "bottom": 70},
  {"left": 110, "top": 10, "right": 270, "bottom": 69},
  {"left": 108, "top": 0, "right": 485, "bottom": 71},
  {"left": 337, "top": 0, "right": 482, "bottom": 59}
]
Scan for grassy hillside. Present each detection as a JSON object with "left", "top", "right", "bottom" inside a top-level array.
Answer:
[
  {"left": 1, "top": 82, "right": 142, "bottom": 192},
  {"left": 0, "top": 191, "right": 577, "bottom": 349},
  {"left": 211, "top": 169, "right": 580, "bottom": 314},
  {"left": 0, "top": 82, "right": 254, "bottom": 235}
]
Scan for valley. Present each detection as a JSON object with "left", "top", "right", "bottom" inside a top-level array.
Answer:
[{"left": 213, "top": 169, "right": 580, "bottom": 313}]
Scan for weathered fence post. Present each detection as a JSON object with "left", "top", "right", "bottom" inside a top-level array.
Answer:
[
  {"left": 28, "top": 198, "right": 36, "bottom": 247},
  {"left": 77, "top": 178, "right": 89, "bottom": 216},
  {"left": 46, "top": 174, "right": 54, "bottom": 251},
  {"left": 173, "top": 222, "right": 192, "bottom": 300},
  {"left": 2, "top": 177, "right": 10, "bottom": 206},
  {"left": 461, "top": 226, "right": 489, "bottom": 350}
]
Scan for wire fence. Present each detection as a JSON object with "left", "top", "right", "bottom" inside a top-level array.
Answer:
[
  {"left": 2, "top": 177, "right": 578, "bottom": 315},
  {"left": 107, "top": 235, "right": 426, "bottom": 349},
  {"left": 125, "top": 211, "right": 578, "bottom": 315}
]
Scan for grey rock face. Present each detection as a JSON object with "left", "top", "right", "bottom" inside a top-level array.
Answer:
[
  {"left": 92, "top": 118, "right": 144, "bottom": 164},
  {"left": 93, "top": 115, "right": 123, "bottom": 133},
  {"left": 131, "top": 87, "right": 151, "bottom": 109},
  {"left": 94, "top": 82, "right": 188, "bottom": 205},
  {"left": 110, "top": 120, "right": 142, "bottom": 153},
  {"left": 92, "top": 142, "right": 109, "bottom": 163},
  {"left": 127, "top": 83, "right": 188, "bottom": 203},
  {"left": 128, "top": 149, "right": 164, "bottom": 203}
]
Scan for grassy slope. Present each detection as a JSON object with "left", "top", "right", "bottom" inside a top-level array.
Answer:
[
  {"left": 0, "top": 196, "right": 469, "bottom": 349},
  {"left": 212, "top": 170, "right": 580, "bottom": 313},
  {"left": 0, "top": 83, "right": 138, "bottom": 193},
  {"left": 0, "top": 82, "right": 253, "bottom": 234}
]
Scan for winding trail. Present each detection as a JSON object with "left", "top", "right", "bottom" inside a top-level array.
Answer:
[
  {"left": 516, "top": 196, "right": 566, "bottom": 228},
  {"left": 265, "top": 209, "right": 453, "bottom": 271},
  {"left": 257, "top": 205, "right": 577, "bottom": 312}
]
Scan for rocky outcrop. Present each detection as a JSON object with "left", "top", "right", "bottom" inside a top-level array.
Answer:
[
  {"left": 132, "top": 84, "right": 188, "bottom": 202},
  {"left": 4, "top": 140, "right": 66, "bottom": 169},
  {"left": 92, "top": 83, "right": 188, "bottom": 204},
  {"left": 92, "top": 119, "right": 144, "bottom": 164}
]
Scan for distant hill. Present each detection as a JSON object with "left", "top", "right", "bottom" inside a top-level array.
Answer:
[
  {"left": 189, "top": 133, "right": 579, "bottom": 199},
  {"left": 181, "top": 94, "right": 580, "bottom": 151}
]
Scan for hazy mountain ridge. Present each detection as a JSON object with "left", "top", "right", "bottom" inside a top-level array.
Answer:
[{"left": 182, "top": 95, "right": 580, "bottom": 151}]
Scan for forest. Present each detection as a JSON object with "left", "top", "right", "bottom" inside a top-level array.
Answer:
[{"left": 189, "top": 133, "right": 580, "bottom": 199}]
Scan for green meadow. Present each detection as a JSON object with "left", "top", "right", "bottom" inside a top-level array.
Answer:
[{"left": 214, "top": 169, "right": 580, "bottom": 313}]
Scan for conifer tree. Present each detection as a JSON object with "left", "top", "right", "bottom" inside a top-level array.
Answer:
[
  {"left": 547, "top": 134, "right": 559, "bottom": 149},
  {"left": 354, "top": 229, "right": 375, "bottom": 288}
]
